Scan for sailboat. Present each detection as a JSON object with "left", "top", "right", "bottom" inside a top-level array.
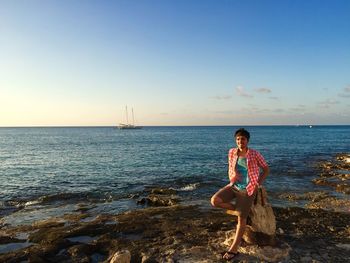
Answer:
[{"left": 118, "top": 106, "right": 142, "bottom": 129}]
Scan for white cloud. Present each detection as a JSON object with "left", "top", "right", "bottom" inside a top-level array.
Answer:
[
  {"left": 210, "top": 95, "right": 232, "bottom": 100},
  {"left": 339, "top": 94, "right": 350, "bottom": 98},
  {"left": 254, "top": 88, "right": 271, "bottom": 94},
  {"left": 235, "top": 86, "right": 253, "bottom": 98},
  {"left": 317, "top": 99, "right": 340, "bottom": 108},
  {"left": 338, "top": 86, "right": 350, "bottom": 98},
  {"left": 290, "top": 105, "right": 307, "bottom": 112}
]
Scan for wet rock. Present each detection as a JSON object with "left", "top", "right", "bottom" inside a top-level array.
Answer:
[
  {"left": 109, "top": 250, "right": 131, "bottom": 263},
  {"left": 336, "top": 183, "right": 350, "bottom": 194},
  {"left": 67, "top": 244, "right": 91, "bottom": 262},
  {"left": 150, "top": 188, "right": 176, "bottom": 195},
  {"left": 136, "top": 187, "right": 179, "bottom": 206},
  {"left": 137, "top": 194, "right": 179, "bottom": 207},
  {"left": 0, "top": 236, "right": 25, "bottom": 244},
  {"left": 279, "top": 191, "right": 329, "bottom": 202},
  {"left": 314, "top": 153, "right": 350, "bottom": 195},
  {"left": 128, "top": 194, "right": 140, "bottom": 199},
  {"left": 278, "top": 190, "right": 350, "bottom": 212}
]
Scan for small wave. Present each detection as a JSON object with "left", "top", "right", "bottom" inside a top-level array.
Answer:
[
  {"left": 24, "top": 200, "right": 42, "bottom": 207},
  {"left": 176, "top": 183, "right": 200, "bottom": 191}
]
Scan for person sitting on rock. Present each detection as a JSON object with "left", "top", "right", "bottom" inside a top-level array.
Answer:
[{"left": 210, "top": 128, "right": 269, "bottom": 260}]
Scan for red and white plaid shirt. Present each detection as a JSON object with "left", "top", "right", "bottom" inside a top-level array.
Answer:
[{"left": 228, "top": 148, "right": 268, "bottom": 196}]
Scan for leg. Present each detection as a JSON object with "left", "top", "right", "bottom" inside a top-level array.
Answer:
[
  {"left": 227, "top": 215, "right": 246, "bottom": 253},
  {"left": 210, "top": 185, "right": 236, "bottom": 211},
  {"left": 222, "top": 190, "right": 256, "bottom": 259}
]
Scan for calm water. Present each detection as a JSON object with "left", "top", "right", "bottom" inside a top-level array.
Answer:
[{"left": 0, "top": 126, "right": 349, "bottom": 224}]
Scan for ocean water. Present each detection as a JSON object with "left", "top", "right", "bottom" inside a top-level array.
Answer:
[{"left": 0, "top": 126, "right": 349, "bottom": 225}]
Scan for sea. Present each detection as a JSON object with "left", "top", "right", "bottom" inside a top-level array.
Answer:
[{"left": 0, "top": 126, "right": 349, "bottom": 226}]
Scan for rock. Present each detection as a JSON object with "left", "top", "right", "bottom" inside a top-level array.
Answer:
[
  {"left": 243, "top": 187, "right": 276, "bottom": 246},
  {"left": 110, "top": 250, "right": 131, "bottom": 263},
  {"left": 129, "top": 194, "right": 140, "bottom": 199},
  {"left": 141, "top": 254, "right": 158, "bottom": 263},
  {"left": 314, "top": 154, "right": 350, "bottom": 195},
  {"left": 300, "top": 256, "right": 313, "bottom": 262},
  {"left": 1, "top": 181, "right": 349, "bottom": 263},
  {"left": 137, "top": 194, "right": 179, "bottom": 206},
  {"left": 66, "top": 244, "right": 91, "bottom": 263},
  {"left": 277, "top": 228, "right": 284, "bottom": 234},
  {"left": 150, "top": 188, "right": 176, "bottom": 195},
  {"left": 336, "top": 183, "right": 350, "bottom": 194},
  {"left": 248, "top": 187, "right": 276, "bottom": 235},
  {"left": 336, "top": 243, "right": 350, "bottom": 250},
  {"left": 238, "top": 243, "right": 291, "bottom": 262}
]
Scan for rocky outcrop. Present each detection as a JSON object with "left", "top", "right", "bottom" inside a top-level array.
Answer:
[
  {"left": 109, "top": 250, "right": 131, "bottom": 263},
  {"left": 0, "top": 204, "right": 349, "bottom": 262},
  {"left": 279, "top": 153, "right": 350, "bottom": 212},
  {"left": 313, "top": 153, "right": 350, "bottom": 194},
  {"left": 137, "top": 187, "right": 179, "bottom": 206},
  {"left": 1, "top": 182, "right": 349, "bottom": 262}
]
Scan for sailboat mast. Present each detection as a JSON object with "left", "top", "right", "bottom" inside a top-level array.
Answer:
[
  {"left": 132, "top": 108, "right": 135, "bottom": 126},
  {"left": 126, "top": 106, "right": 129, "bottom": 125}
]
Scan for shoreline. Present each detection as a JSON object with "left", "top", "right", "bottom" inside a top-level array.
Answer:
[
  {"left": 1, "top": 153, "right": 349, "bottom": 262},
  {"left": 0, "top": 204, "right": 349, "bottom": 262}
]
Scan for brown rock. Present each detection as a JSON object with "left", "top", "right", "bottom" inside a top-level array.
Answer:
[
  {"left": 137, "top": 194, "right": 179, "bottom": 207},
  {"left": 109, "top": 250, "right": 131, "bottom": 263},
  {"left": 244, "top": 187, "right": 276, "bottom": 246}
]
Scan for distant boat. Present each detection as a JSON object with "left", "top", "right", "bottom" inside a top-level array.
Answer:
[{"left": 118, "top": 106, "right": 142, "bottom": 129}]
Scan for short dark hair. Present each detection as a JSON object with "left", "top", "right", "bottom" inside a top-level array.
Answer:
[{"left": 234, "top": 128, "right": 250, "bottom": 141}]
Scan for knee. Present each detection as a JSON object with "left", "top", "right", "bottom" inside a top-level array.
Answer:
[
  {"left": 210, "top": 195, "right": 219, "bottom": 207},
  {"left": 210, "top": 195, "right": 222, "bottom": 206}
]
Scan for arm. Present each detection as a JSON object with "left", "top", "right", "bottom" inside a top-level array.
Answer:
[
  {"left": 258, "top": 165, "right": 269, "bottom": 186},
  {"left": 255, "top": 151, "right": 269, "bottom": 186}
]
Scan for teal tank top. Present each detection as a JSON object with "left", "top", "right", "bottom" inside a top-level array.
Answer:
[{"left": 234, "top": 157, "right": 249, "bottom": 190}]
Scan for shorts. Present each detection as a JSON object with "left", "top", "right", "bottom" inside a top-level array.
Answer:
[{"left": 213, "top": 184, "right": 256, "bottom": 218}]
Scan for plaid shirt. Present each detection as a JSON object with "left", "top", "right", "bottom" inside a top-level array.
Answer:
[{"left": 228, "top": 148, "right": 268, "bottom": 196}]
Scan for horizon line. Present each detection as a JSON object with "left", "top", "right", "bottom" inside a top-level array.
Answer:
[{"left": 1, "top": 124, "right": 349, "bottom": 128}]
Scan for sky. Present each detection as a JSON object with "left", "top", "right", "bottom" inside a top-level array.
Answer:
[{"left": 1, "top": 0, "right": 350, "bottom": 126}]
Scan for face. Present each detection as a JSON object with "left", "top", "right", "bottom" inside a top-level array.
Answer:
[{"left": 235, "top": 135, "right": 249, "bottom": 150}]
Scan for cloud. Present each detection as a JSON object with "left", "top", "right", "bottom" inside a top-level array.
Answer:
[
  {"left": 235, "top": 86, "right": 253, "bottom": 98},
  {"left": 210, "top": 95, "right": 232, "bottom": 100},
  {"left": 317, "top": 99, "right": 340, "bottom": 108},
  {"left": 254, "top": 88, "right": 271, "bottom": 94},
  {"left": 272, "top": 108, "right": 285, "bottom": 112},
  {"left": 338, "top": 86, "right": 350, "bottom": 98},
  {"left": 214, "top": 110, "right": 235, "bottom": 114},
  {"left": 290, "top": 105, "right": 306, "bottom": 112},
  {"left": 290, "top": 108, "right": 305, "bottom": 112},
  {"left": 269, "top": 96, "right": 279, "bottom": 100}
]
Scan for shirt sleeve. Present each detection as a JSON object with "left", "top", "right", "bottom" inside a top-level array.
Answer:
[
  {"left": 228, "top": 148, "right": 235, "bottom": 182},
  {"left": 255, "top": 151, "right": 268, "bottom": 168}
]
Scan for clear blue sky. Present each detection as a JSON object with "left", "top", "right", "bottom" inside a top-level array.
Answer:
[{"left": 1, "top": 0, "right": 349, "bottom": 126}]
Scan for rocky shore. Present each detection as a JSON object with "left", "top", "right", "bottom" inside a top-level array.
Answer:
[{"left": 0, "top": 153, "right": 349, "bottom": 262}]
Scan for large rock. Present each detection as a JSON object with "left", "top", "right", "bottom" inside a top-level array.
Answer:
[
  {"left": 244, "top": 187, "right": 276, "bottom": 246},
  {"left": 110, "top": 250, "right": 131, "bottom": 263},
  {"left": 223, "top": 230, "right": 291, "bottom": 262}
]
